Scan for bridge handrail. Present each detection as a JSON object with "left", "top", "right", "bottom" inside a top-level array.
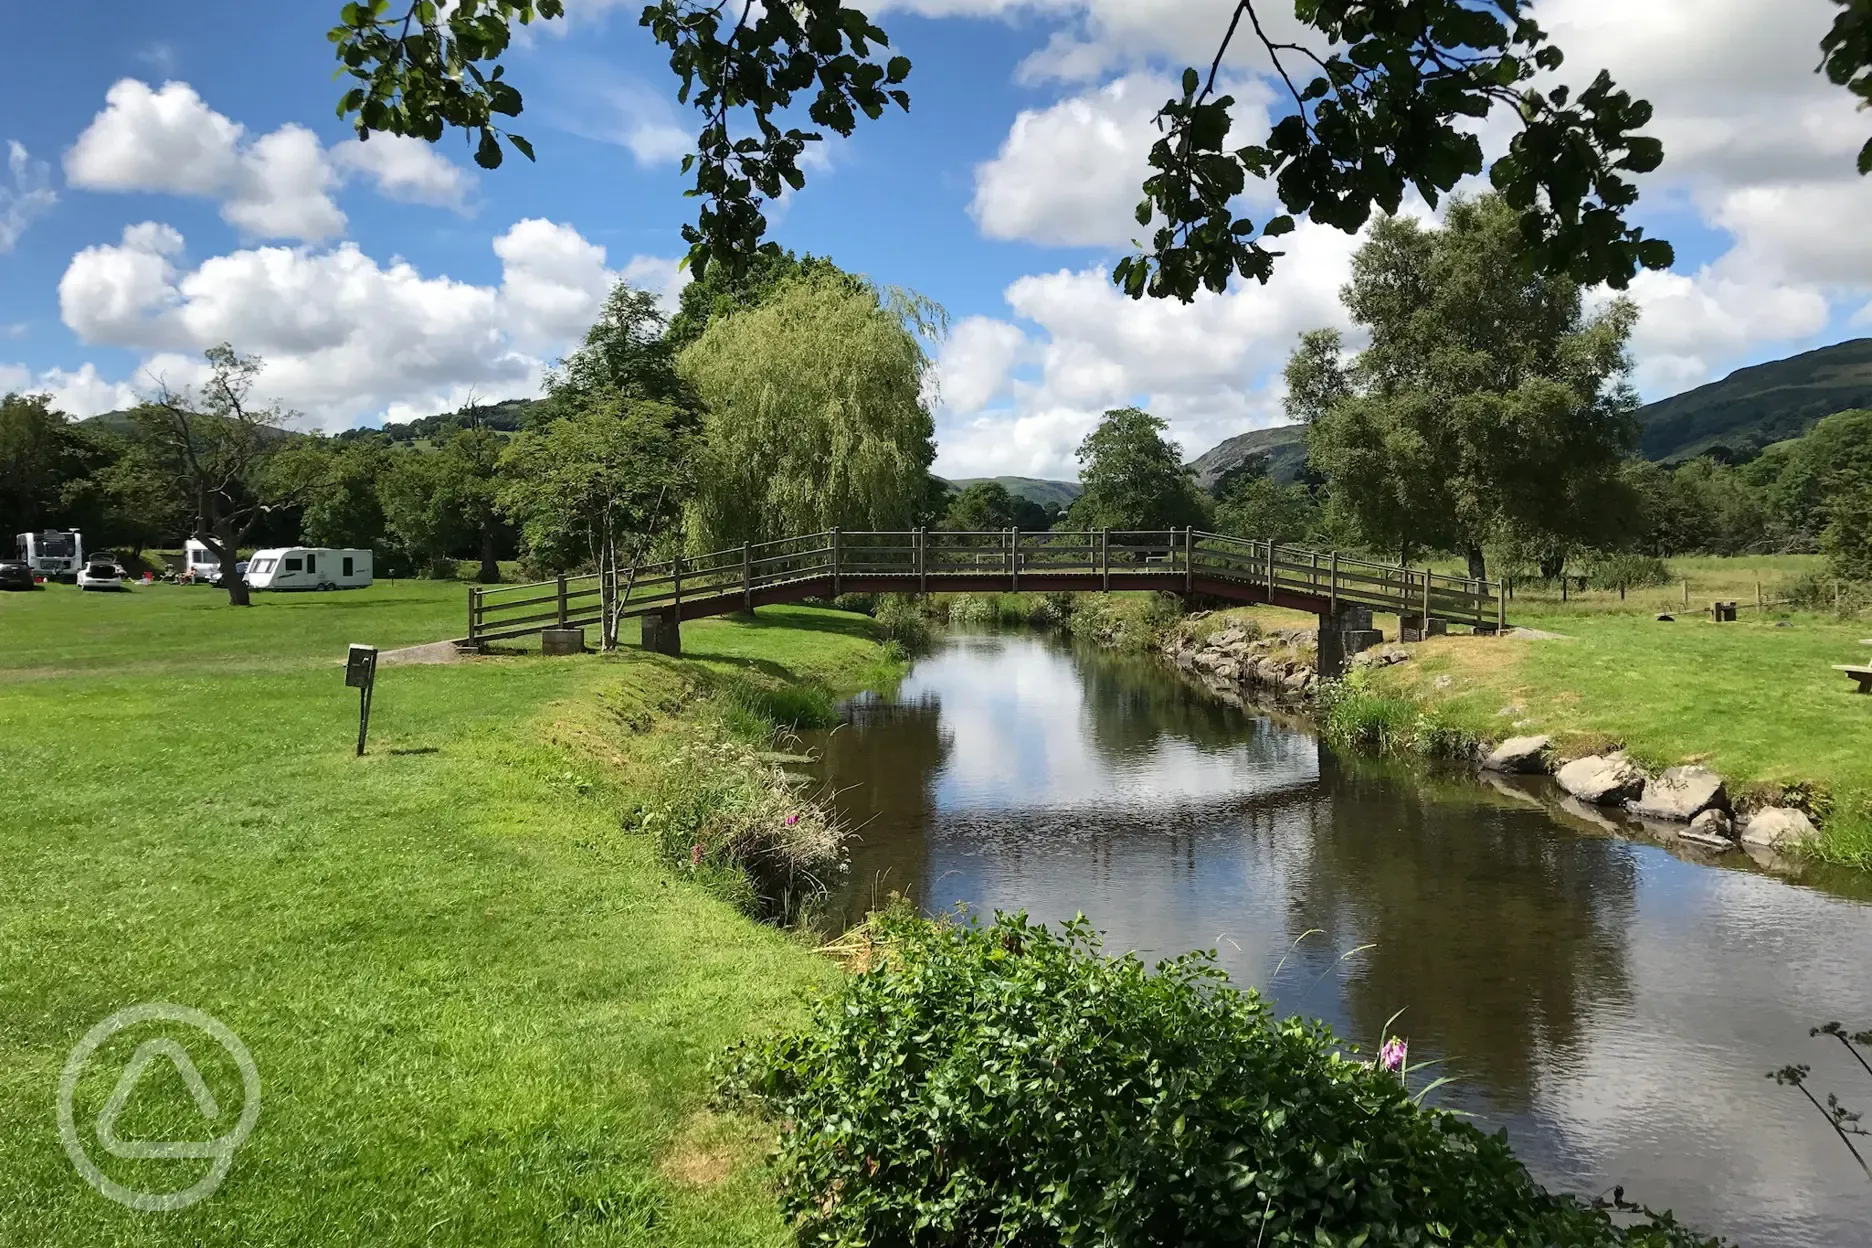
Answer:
[{"left": 465, "top": 526, "right": 1505, "bottom": 642}]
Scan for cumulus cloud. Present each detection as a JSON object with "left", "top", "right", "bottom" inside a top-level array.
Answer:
[
  {"left": 63, "top": 79, "right": 475, "bottom": 241},
  {"left": 53, "top": 219, "right": 682, "bottom": 431},
  {"left": 330, "top": 133, "right": 474, "bottom": 209},
  {"left": 933, "top": 221, "right": 1360, "bottom": 479},
  {"left": 0, "top": 361, "right": 141, "bottom": 417},
  {"left": 1, "top": 141, "right": 57, "bottom": 253}
]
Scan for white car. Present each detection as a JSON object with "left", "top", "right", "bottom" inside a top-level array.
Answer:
[{"left": 75, "top": 559, "right": 127, "bottom": 591}]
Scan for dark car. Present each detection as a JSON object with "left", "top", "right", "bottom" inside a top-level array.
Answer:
[{"left": 0, "top": 560, "right": 36, "bottom": 590}]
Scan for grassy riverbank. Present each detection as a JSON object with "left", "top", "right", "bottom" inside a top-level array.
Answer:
[{"left": 0, "top": 581, "right": 895, "bottom": 1245}]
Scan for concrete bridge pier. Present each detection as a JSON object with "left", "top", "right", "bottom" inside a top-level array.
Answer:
[
  {"left": 640, "top": 609, "right": 681, "bottom": 656},
  {"left": 1316, "top": 603, "right": 1382, "bottom": 679},
  {"left": 1397, "top": 613, "right": 1447, "bottom": 643}
]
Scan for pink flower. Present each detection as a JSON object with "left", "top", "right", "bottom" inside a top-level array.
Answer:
[
  {"left": 1380, "top": 1037, "right": 1408, "bottom": 1073},
  {"left": 690, "top": 844, "right": 704, "bottom": 867},
  {"left": 784, "top": 813, "right": 800, "bottom": 827}
]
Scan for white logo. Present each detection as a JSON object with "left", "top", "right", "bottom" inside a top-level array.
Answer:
[{"left": 57, "top": 1003, "right": 261, "bottom": 1211}]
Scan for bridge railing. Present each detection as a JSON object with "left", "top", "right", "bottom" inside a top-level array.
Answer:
[{"left": 465, "top": 527, "right": 1504, "bottom": 642}]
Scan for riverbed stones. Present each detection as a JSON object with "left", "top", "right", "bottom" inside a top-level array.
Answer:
[
  {"left": 1627, "top": 765, "right": 1727, "bottom": 822},
  {"left": 1685, "top": 808, "right": 1736, "bottom": 846},
  {"left": 1740, "top": 806, "right": 1819, "bottom": 850},
  {"left": 1482, "top": 735, "right": 1552, "bottom": 773},
  {"left": 1554, "top": 754, "right": 1647, "bottom": 805}
]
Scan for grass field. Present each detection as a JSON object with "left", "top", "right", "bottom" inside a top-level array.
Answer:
[{"left": 0, "top": 580, "right": 894, "bottom": 1245}]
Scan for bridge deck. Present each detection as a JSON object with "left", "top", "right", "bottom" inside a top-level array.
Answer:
[{"left": 466, "top": 529, "right": 1505, "bottom": 645}]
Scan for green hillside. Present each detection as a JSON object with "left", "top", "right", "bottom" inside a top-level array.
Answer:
[
  {"left": 1632, "top": 337, "right": 1872, "bottom": 461},
  {"left": 1185, "top": 425, "right": 1309, "bottom": 491},
  {"left": 945, "top": 476, "right": 1084, "bottom": 510}
]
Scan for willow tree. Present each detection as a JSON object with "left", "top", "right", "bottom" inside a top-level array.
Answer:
[{"left": 678, "top": 275, "right": 941, "bottom": 548}]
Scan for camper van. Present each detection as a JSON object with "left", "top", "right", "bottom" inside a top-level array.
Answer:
[
  {"left": 244, "top": 548, "right": 373, "bottom": 591},
  {"left": 15, "top": 530, "right": 83, "bottom": 581},
  {"left": 181, "top": 539, "right": 221, "bottom": 583}
]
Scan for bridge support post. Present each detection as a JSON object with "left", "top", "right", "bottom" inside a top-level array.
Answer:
[
  {"left": 1316, "top": 603, "right": 1379, "bottom": 680},
  {"left": 917, "top": 526, "right": 927, "bottom": 594},
  {"left": 1101, "top": 529, "right": 1110, "bottom": 591},
  {"left": 641, "top": 608, "right": 681, "bottom": 656}
]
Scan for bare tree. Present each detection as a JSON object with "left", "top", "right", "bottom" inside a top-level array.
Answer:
[{"left": 134, "top": 344, "right": 295, "bottom": 606}]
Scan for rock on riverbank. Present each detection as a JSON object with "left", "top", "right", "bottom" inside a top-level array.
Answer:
[{"left": 1162, "top": 619, "right": 1321, "bottom": 703}]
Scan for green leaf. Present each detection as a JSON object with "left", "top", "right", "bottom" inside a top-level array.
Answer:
[
  {"left": 474, "top": 128, "right": 503, "bottom": 169},
  {"left": 508, "top": 133, "right": 536, "bottom": 162},
  {"left": 1261, "top": 215, "right": 1295, "bottom": 237}
]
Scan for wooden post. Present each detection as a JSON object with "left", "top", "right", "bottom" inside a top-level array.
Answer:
[
  {"left": 1497, "top": 580, "right": 1506, "bottom": 632},
  {"left": 556, "top": 574, "right": 567, "bottom": 626},
  {"left": 742, "top": 541, "right": 752, "bottom": 611},
  {"left": 1310, "top": 549, "right": 1319, "bottom": 593},
  {"left": 1329, "top": 551, "right": 1338, "bottom": 616},
  {"left": 1682, "top": 580, "right": 1689, "bottom": 609},
  {"left": 1471, "top": 578, "right": 1481, "bottom": 627},
  {"left": 1422, "top": 567, "right": 1431, "bottom": 625},
  {"left": 468, "top": 587, "right": 478, "bottom": 641},
  {"left": 830, "top": 528, "right": 841, "bottom": 596},
  {"left": 1011, "top": 527, "right": 1021, "bottom": 591},
  {"left": 917, "top": 526, "right": 928, "bottom": 594},
  {"left": 1185, "top": 527, "right": 1194, "bottom": 593},
  {"left": 1755, "top": 579, "right": 1762, "bottom": 612},
  {"left": 1101, "top": 528, "right": 1111, "bottom": 591}
]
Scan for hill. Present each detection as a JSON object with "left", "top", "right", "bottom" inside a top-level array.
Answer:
[
  {"left": 946, "top": 476, "right": 1084, "bottom": 510},
  {"left": 1632, "top": 338, "right": 1872, "bottom": 461},
  {"left": 1185, "top": 425, "right": 1309, "bottom": 491}
]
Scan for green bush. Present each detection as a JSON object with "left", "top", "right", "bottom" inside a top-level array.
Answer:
[
  {"left": 1585, "top": 553, "right": 1671, "bottom": 592},
  {"left": 874, "top": 593, "right": 935, "bottom": 653},
  {"left": 723, "top": 912, "right": 1715, "bottom": 1247},
  {"left": 1316, "top": 675, "right": 1476, "bottom": 759}
]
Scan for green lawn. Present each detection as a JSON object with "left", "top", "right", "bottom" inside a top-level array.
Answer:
[{"left": 0, "top": 581, "right": 886, "bottom": 1245}]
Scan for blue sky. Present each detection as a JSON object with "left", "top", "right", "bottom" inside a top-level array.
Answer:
[{"left": 4, "top": 1, "right": 1869, "bottom": 478}]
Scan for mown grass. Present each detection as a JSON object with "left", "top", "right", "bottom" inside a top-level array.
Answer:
[{"left": 0, "top": 581, "right": 893, "bottom": 1245}]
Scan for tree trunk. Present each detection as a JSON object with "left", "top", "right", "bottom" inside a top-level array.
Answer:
[
  {"left": 1538, "top": 554, "right": 1564, "bottom": 580},
  {"left": 205, "top": 529, "right": 249, "bottom": 606},
  {"left": 477, "top": 519, "right": 500, "bottom": 584},
  {"left": 1465, "top": 544, "right": 1487, "bottom": 581}
]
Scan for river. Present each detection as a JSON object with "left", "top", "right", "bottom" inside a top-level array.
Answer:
[{"left": 798, "top": 629, "right": 1872, "bottom": 1247}]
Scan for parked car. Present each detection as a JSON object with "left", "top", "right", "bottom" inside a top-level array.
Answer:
[
  {"left": 0, "top": 559, "right": 36, "bottom": 590},
  {"left": 75, "top": 559, "right": 128, "bottom": 591}
]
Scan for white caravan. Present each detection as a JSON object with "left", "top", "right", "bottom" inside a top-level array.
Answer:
[
  {"left": 245, "top": 548, "right": 374, "bottom": 591},
  {"left": 15, "top": 530, "right": 83, "bottom": 580},
  {"left": 182, "top": 539, "right": 221, "bottom": 582}
]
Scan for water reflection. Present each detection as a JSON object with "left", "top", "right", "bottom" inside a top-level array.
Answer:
[{"left": 800, "top": 631, "right": 1872, "bottom": 1246}]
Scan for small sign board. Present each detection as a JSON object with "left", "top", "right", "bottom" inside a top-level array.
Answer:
[
  {"left": 345, "top": 644, "right": 378, "bottom": 756},
  {"left": 345, "top": 644, "right": 378, "bottom": 689}
]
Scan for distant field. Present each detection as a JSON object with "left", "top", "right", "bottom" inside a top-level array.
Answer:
[{"left": 0, "top": 582, "right": 889, "bottom": 1245}]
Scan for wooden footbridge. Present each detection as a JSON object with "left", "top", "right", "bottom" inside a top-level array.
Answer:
[{"left": 464, "top": 529, "right": 1505, "bottom": 676}]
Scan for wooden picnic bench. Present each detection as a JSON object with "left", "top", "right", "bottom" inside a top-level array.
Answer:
[{"left": 1837, "top": 664, "right": 1872, "bottom": 694}]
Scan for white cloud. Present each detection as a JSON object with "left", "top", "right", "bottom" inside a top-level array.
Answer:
[
  {"left": 540, "top": 66, "right": 693, "bottom": 165},
  {"left": 51, "top": 218, "right": 680, "bottom": 431},
  {"left": 1, "top": 141, "right": 57, "bottom": 253},
  {"left": 330, "top": 133, "right": 474, "bottom": 210},
  {"left": 933, "top": 221, "right": 1360, "bottom": 478},
  {"left": 0, "top": 362, "right": 141, "bottom": 417},
  {"left": 64, "top": 78, "right": 475, "bottom": 242},
  {"left": 66, "top": 80, "right": 242, "bottom": 196}
]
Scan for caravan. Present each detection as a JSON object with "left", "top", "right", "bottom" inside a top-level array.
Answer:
[
  {"left": 245, "top": 548, "right": 373, "bottom": 591},
  {"left": 15, "top": 530, "right": 83, "bottom": 581},
  {"left": 181, "top": 539, "right": 221, "bottom": 584}
]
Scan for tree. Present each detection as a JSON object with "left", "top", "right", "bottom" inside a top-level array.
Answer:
[
  {"left": 1212, "top": 467, "right": 1319, "bottom": 545},
  {"left": 498, "top": 395, "right": 697, "bottom": 646},
  {"left": 540, "top": 280, "right": 692, "bottom": 421},
  {"left": 268, "top": 437, "right": 389, "bottom": 551},
  {"left": 940, "top": 482, "right": 1051, "bottom": 533},
  {"left": 87, "top": 443, "right": 192, "bottom": 564},
  {"left": 1299, "top": 195, "right": 1638, "bottom": 579},
  {"left": 1068, "top": 408, "right": 1209, "bottom": 533},
  {"left": 323, "top": 1, "right": 1705, "bottom": 300},
  {"left": 678, "top": 275, "right": 941, "bottom": 547},
  {"left": 441, "top": 426, "right": 507, "bottom": 582},
  {"left": 134, "top": 345, "right": 299, "bottom": 606},
  {"left": 0, "top": 392, "right": 111, "bottom": 539},
  {"left": 665, "top": 248, "right": 855, "bottom": 353}
]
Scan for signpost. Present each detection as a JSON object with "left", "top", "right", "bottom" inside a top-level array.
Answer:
[{"left": 345, "top": 644, "right": 378, "bottom": 756}]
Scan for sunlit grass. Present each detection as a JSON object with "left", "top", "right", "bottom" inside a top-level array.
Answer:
[{"left": 0, "top": 580, "right": 890, "bottom": 1245}]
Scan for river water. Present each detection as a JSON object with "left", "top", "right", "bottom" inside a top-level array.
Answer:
[{"left": 799, "top": 629, "right": 1872, "bottom": 1247}]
